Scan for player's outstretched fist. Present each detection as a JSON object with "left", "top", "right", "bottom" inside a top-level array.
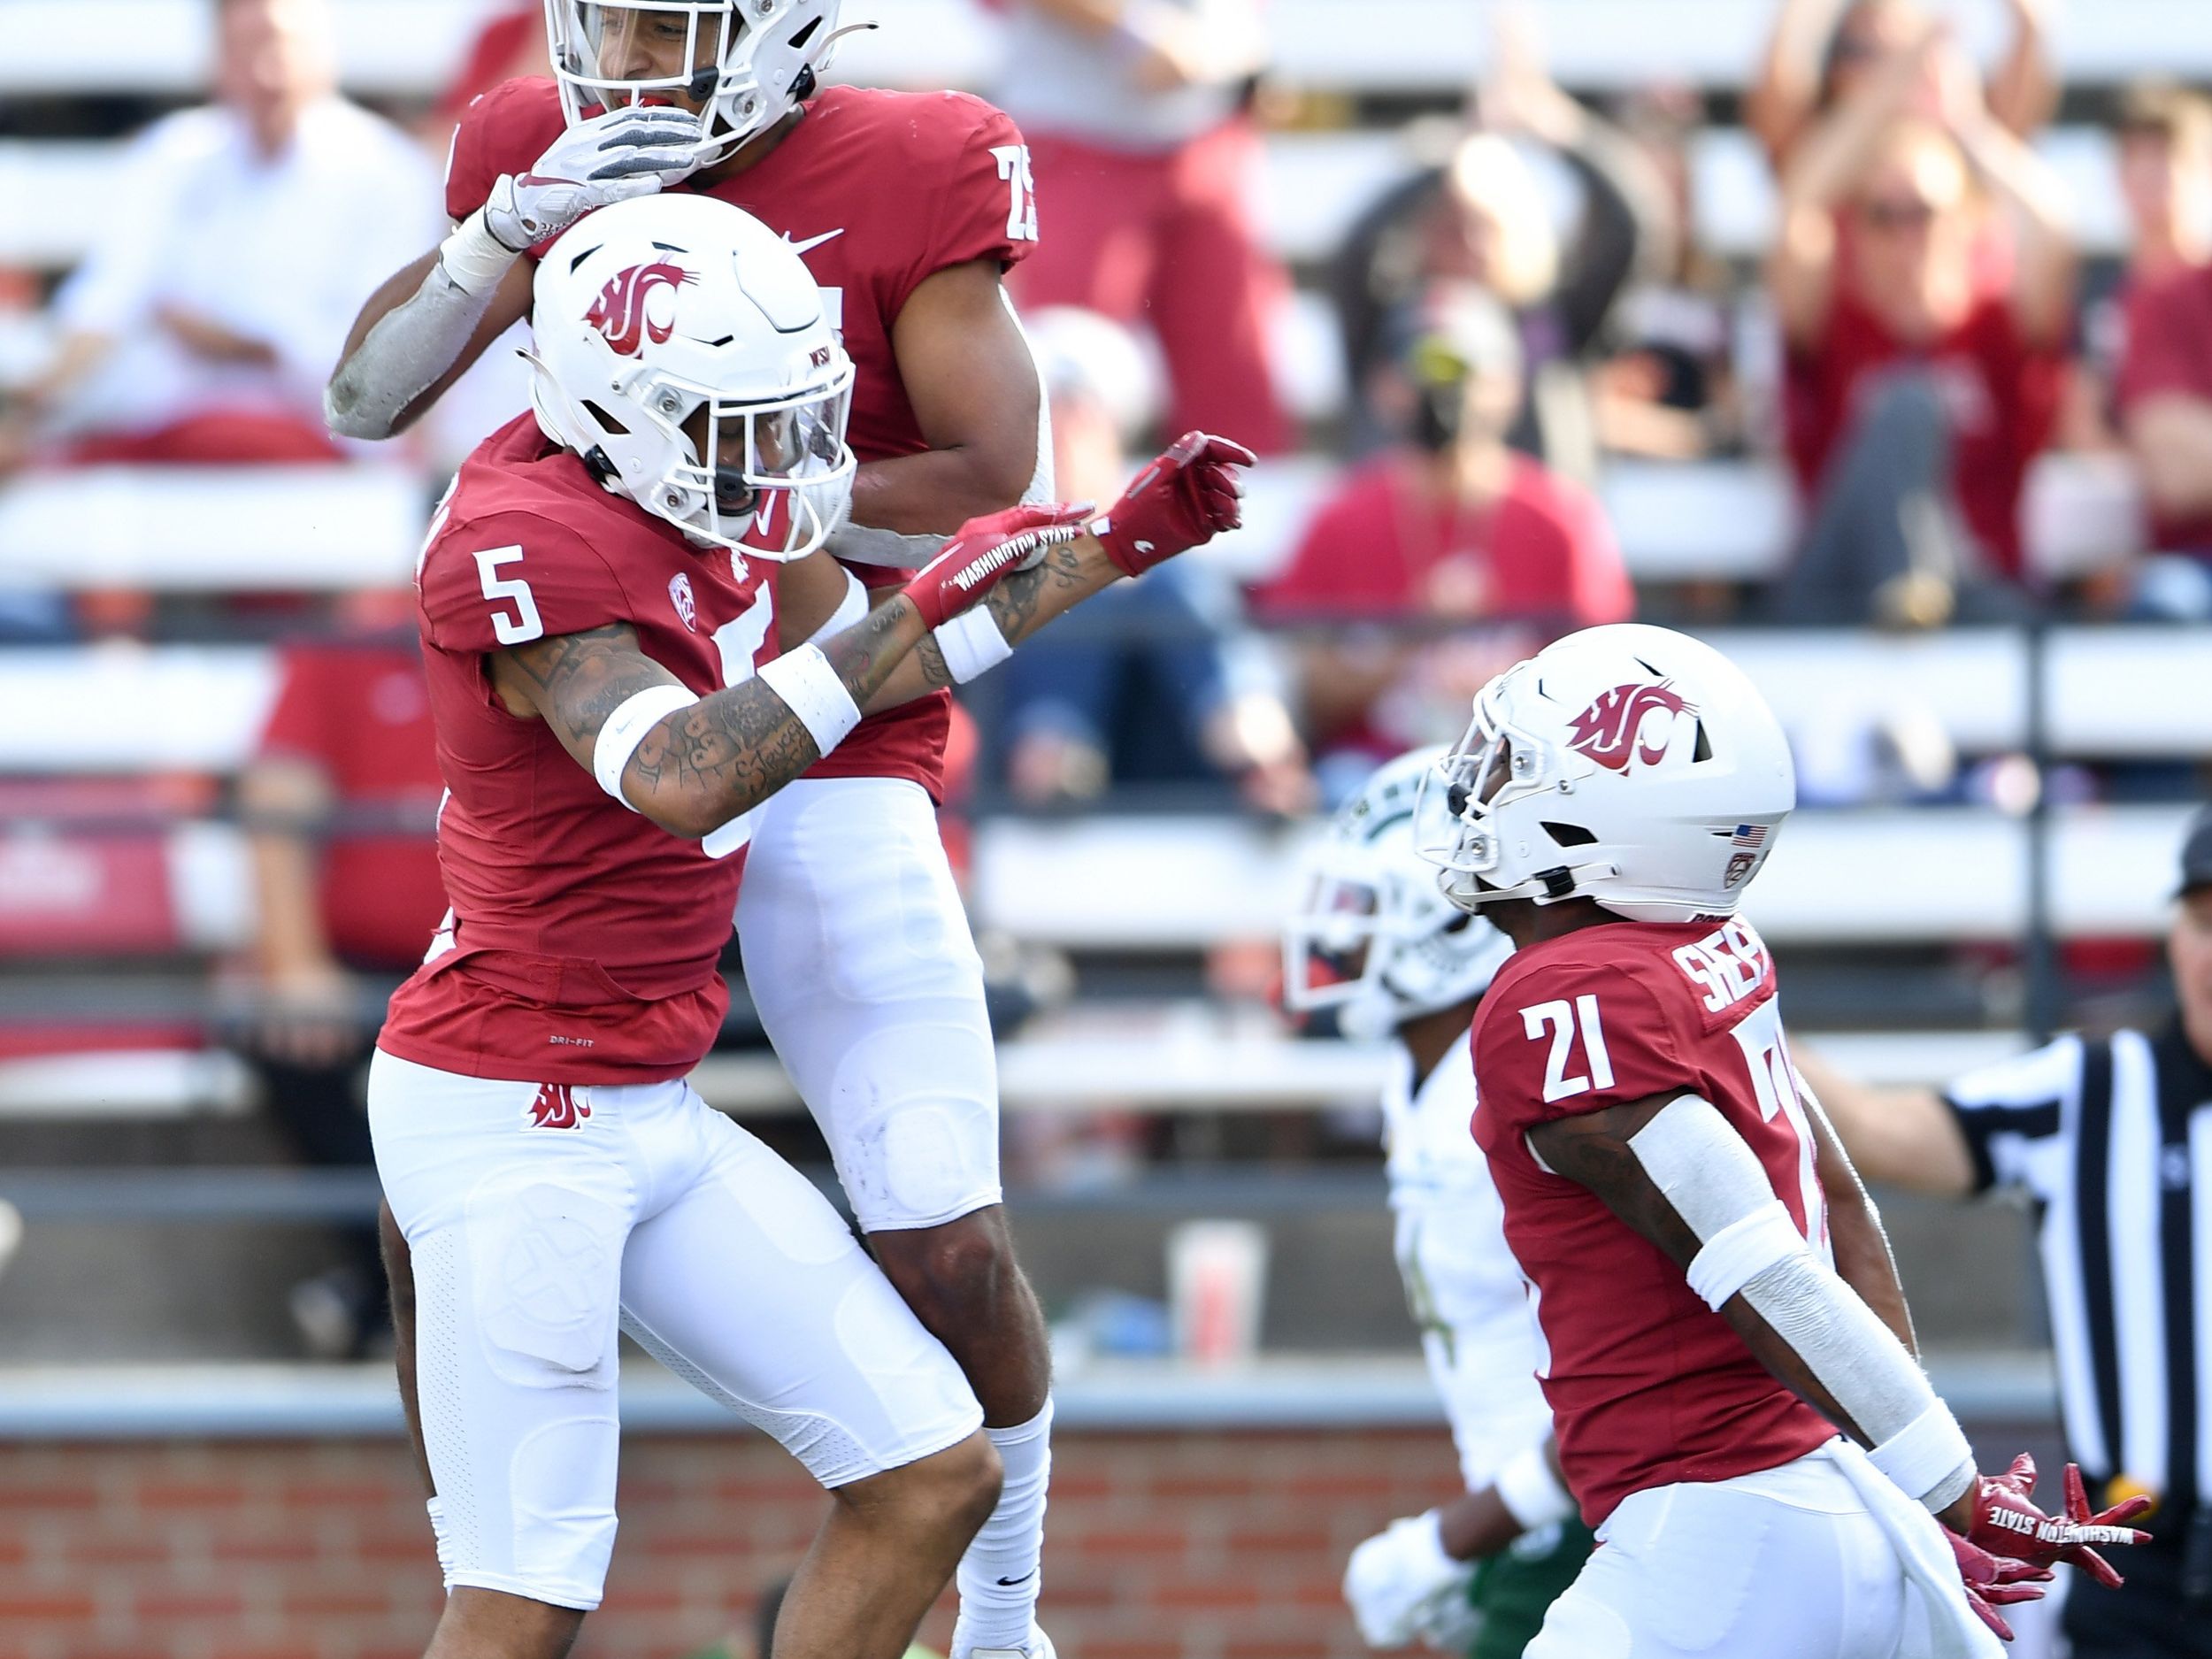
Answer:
[
  {"left": 1091, "top": 431, "right": 1258, "bottom": 578},
  {"left": 1964, "top": 1455, "right": 2154, "bottom": 1587},
  {"left": 483, "top": 105, "right": 702, "bottom": 250},
  {"left": 1946, "top": 1529, "right": 2051, "bottom": 1644},
  {"left": 902, "top": 503, "right": 1094, "bottom": 630}
]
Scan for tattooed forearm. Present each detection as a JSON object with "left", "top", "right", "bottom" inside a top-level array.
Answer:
[
  {"left": 908, "top": 535, "right": 1123, "bottom": 694},
  {"left": 492, "top": 595, "right": 927, "bottom": 839},
  {"left": 624, "top": 593, "right": 926, "bottom": 835}
]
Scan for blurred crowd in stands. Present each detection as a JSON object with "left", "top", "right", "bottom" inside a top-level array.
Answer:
[
  {"left": 7, "top": 0, "right": 2212, "bottom": 793},
  {"left": 4, "top": 0, "right": 2212, "bottom": 1350}
]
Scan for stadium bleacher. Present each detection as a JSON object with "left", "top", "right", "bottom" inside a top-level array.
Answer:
[{"left": 0, "top": 0, "right": 2206, "bottom": 1351}]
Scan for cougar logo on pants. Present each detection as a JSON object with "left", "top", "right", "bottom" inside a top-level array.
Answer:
[{"left": 527, "top": 1083, "right": 590, "bottom": 1130}]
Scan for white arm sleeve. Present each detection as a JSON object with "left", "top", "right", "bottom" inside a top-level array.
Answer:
[
  {"left": 1627, "top": 1095, "right": 1975, "bottom": 1512},
  {"left": 323, "top": 227, "right": 505, "bottom": 441}
]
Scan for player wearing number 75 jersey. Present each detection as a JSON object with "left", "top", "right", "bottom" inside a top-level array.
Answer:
[
  {"left": 1424, "top": 623, "right": 2149, "bottom": 1658},
  {"left": 373, "top": 194, "right": 1251, "bottom": 1659}
]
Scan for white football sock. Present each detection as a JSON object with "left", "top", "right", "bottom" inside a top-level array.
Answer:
[{"left": 951, "top": 1396, "right": 1053, "bottom": 1656}]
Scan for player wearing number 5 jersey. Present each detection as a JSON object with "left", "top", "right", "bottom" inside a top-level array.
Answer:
[
  {"left": 1425, "top": 624, "right": 2147, "bottom": 1657},
  {"left": 374, "top": 194, "right": 1254, "bottom": 1659},
  {"left": 326, "top": 10, "right": 1073, "bottom": 1652}
]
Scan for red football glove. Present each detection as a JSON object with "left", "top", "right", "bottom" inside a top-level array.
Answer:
[
  {"left": 1947, "top": 1529, "right": 2051, "bottom": 1644},
  {"left": 1965, "top": 1455, "right": 2153, "bottom": 1588},
  {"left": 901, "top": 503, "right": 1094, "bottom": 631},
  {"left": 1090, "top": 431, "right": 1257, "bottom": 578}
]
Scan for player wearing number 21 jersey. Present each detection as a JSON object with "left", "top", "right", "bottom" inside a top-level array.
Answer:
[{"left": 1427, "top": 624, "right": 2146, "bottom": 1658}]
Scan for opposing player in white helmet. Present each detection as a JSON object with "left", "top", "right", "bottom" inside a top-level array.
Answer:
[
  {"left": 373, "top": 191, "right": 1256, "bottom": 1659},
  {"left": 1285, "top": 748, "right": 1591, "bottom": 1657},
  {"left": 1423, "top": 624, "right": 2143, "bottom": 1657}
]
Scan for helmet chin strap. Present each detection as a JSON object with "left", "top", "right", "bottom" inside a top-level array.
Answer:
[{"left": 1442, "top": 860, "right": 1621, "bottom": 911}]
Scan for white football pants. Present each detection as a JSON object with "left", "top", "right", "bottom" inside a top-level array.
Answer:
[
  {"left": 736, "top": 775, "right": 1003, "bottom": 1233},
  {"left": 1528, "top": 1445, "right": 1930, "bottom": 1659},
  {"left": 369, "top": 1048, "right": 982, "bottom": 1610}
]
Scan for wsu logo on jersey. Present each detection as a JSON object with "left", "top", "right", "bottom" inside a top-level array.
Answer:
[
  {"left": 1566, "top": 682, "right": 1695, "bottom": 773},
  {"left": 526, "top": 1082, "right": 590, "bottom": 1131},
  {"left": 585, "top": 261, "right": 697, "bottom": 357},
  {"left": 668, "top": 571, "right": 698, "bottom": 631}
]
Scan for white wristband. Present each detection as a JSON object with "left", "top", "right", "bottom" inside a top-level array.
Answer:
[
  {"left": 933, "top": 606, "right": 1015, "bottom": 684},
  {"left": 1869, "top": 1400, "right": 1977, "bottom": 1509},
  {"left": 593, "top": 684, "right": 700, "bottom": 806},
  {"left": 439, "top": 208, "right": 520, "bottom": 297},
  {"left": 758, "top": 644, "right": 863, "bottom": 757},
  {"left": 1495, "top": 1442, "right": 1576, "bottom": 1531}
]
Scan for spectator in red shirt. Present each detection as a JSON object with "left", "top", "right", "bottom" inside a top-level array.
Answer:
[
  {"left": 1769, "top": 29, "right": 2074, "bottom": 625},
  {"left": 2116, "top": 88, "right": 2212, "bottom": 587},
  {"left": 1254, "top": 286, "right": 1631, "bottom": 791},
  {"left": 237, "top": 591, "right": 447, "bottom": 1356},
  {"left": 2122, "top": 267, "right": 2212, "bottom": 568}
]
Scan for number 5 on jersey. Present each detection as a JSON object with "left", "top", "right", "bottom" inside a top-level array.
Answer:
[
  {"left": 1524, "top": 995, "right": 1615, "bottom": 1103},
  {"left": 472, "top": 546, "right": 543, "bottom": 644}
]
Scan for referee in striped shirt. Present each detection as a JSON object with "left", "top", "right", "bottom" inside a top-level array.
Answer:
[{"left": 1803, "top": 804, "right": 2212, "bottom": 1656}]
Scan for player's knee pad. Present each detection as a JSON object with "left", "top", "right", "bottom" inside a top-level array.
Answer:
[
  {"left": 826, "top": 1019, "right": 1002, "bottom": 1232},
  {"left": 465, "top": 1178, "right": 626, "bottom": 1389}
]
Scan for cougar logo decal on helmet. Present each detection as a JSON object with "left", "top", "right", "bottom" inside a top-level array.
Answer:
[
  {"left": 586, "top": 262, "right": 698, "bottom": 357},
  {"left": 1567, "top": 683, "right": 1694, "bottom": 773}
]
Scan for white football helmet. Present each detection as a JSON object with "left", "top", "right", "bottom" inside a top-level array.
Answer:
[
  {"left": 542, "top": 0, "right": 864, "bottom": 163},
  {"left": 1284, "top": 747, "right": 1516, "bottom": 1042},
  {"left": 1422, "top": 624, "right": 1795, "bottom": 924},
  {"left": 529, "top": 192, "right": 855, "bottom": 558}
]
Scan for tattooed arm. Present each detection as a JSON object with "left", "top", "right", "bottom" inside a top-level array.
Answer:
[
  {"left": 488, "top": 595, "right": 929, "bottom": 840},
  {"left": 865, "top": 528, "right": 1128, "bottom": 707}
]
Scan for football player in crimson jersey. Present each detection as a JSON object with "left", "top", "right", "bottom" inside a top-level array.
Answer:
[
  {"left": 326, "top": 10, "right": 1086, "bottom": 1654},
  {"left": 1281, "top": 749, "right": 1593, "bottom": 1658},
  {"left": 373, "top": 193, "right": 1252, "bottom": 1659},
  {"left": 1423, "top": 624, "right": 2148, "bottom": 1657}
]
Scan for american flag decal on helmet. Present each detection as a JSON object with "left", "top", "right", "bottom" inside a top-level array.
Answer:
[{"left": 1722, "top": 824, "right": 1769, "bottom": 890}]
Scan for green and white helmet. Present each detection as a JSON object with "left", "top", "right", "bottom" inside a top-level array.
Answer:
[{"left": 1282, "top": 747, "right": 1515, "bottom": 1042}]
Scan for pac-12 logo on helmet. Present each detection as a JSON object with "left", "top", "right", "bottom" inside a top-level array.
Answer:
[
  {"left": 586, "top": 261, "right": 699, "bottom": 357},
  {"left": 1566, "top": 683, "right": 1695, "bottom": 773}
]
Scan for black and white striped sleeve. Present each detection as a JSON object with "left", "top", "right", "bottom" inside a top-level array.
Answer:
[{"left": 1942, "top": 1036, "right": 2083, "bottom": 1197}]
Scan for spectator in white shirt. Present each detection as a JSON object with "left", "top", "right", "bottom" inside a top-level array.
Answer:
[{"left": 0, "top": 0, "right": 442, "bottom": 473}]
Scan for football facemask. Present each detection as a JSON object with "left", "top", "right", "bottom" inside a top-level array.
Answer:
[
  {"left": 544, "top": 0, "right": 866, "bottom": 165},
  {"left": 1284, "top": 747, "right": 1513, "bottom": 1041}
]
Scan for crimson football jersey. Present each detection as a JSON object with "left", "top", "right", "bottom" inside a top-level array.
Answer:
[
  {"left": 445, "top": 77, "right": 1040, "bottom": 799},
  {"left": 379, "top": 412, "right": 780, "bottom": 1085},
  {"left": 1471, "top": 914, "right": 1838, "bottom": 1525}
]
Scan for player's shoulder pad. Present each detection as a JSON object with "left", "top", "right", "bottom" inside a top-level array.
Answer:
[
  {"left": 446, "top": 76, "right": 565, "bottom": 220},
  {"left": 820, "top": 84, "right": 1023, "bottom": 160},
  {"left": 1471, "top": 932, "right": 1693, "bottom": 1124},
  {"left": 417, "top": 503, "right": 633, "bottom": 656}
]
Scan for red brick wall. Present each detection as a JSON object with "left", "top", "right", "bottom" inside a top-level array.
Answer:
[{"left": 0, "top": 1427, "right": 1463, "bottom": 1659}]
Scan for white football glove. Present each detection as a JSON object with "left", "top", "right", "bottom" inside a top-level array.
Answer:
[
  {"left": 482, "top": 105, "right": 702, "bottom": 251},
  {"left": 1342, "top": 1510, "right": 1483, "bottom": 1651}
]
